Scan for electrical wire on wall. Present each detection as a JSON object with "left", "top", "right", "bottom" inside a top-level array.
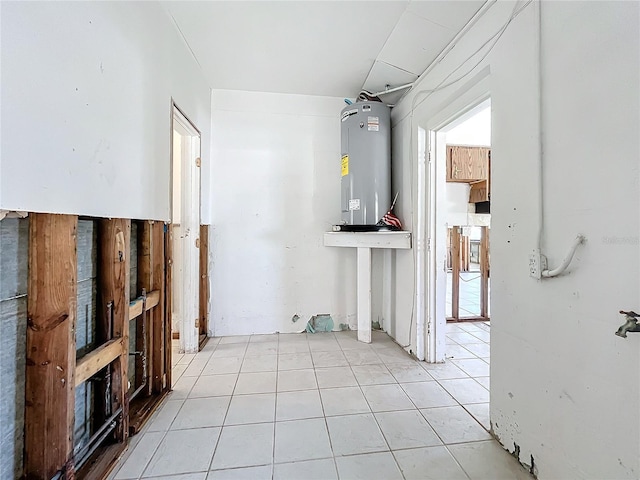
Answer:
[
  {"left": 399, "top": 0, "right": 533, "bottom": 351},
  {"left": 532, "top": 0, "right": 585, "bottom": 278}
]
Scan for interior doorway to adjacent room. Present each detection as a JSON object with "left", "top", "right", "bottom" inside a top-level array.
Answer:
[
  {"left": 422, "top": 98, "right": 492, "bottom": 412},
  {"left": 439, "top": 103, "right": 491, "bottom": 323},
  {"left": 170, "top": 104, "right": 207, "bottom": 354}
]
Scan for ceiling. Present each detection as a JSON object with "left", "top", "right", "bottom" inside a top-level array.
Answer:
[{"left": 163, "top": 1, "right": 485, "bottom": 103}]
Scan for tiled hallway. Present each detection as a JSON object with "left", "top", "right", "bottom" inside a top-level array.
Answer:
[
  {"left": 111, "top": 327, "right": 531, "bottom": 480},
  {"left": 446, "top": 271, "right": 491, "bottom": 319}
]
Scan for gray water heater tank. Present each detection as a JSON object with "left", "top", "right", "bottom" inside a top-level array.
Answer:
[{"left": 340, "top": 101, "right": 391, "bottom": 228}]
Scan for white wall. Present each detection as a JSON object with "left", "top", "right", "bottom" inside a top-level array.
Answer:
[
  {"left": 390, "top": 1, "right": 639, "bottom": 478},
  {"left": 445, "top": 105, "right": 491, "bottom": 146},
  {"left": 0, "top": 1, "right": 212, "bottom": 222},
  {"left": 210, "top": 90, "right": 357, "bottom": 336},
  {"left": 444, "top": 183, "right": 470, "bottom": 226}
]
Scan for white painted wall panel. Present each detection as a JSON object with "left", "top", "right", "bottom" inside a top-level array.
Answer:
[
  {"left": 210, "top": 90, "right": 358, "bottom": 336},
  {"left": 390, "top": 1, "right": 639, "bottom": 478},
  {"left": 0, "top": 1, "right": 212, "bottom": 222}
]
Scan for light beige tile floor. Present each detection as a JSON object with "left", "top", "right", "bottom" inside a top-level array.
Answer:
[{"left": 110, "top": 325, "right": 532, "bottom": 480}]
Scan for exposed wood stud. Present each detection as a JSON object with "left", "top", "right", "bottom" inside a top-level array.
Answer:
[
  {"left": 24, "top": 213, "right": 78, "bottom": 479},
  {"left": 151, "top": 221, "right": 166, "bottom": 394},
  {"left": 480, "top": 226, "right": 490, "bottom": 318},
  {"left": 137, "top": 221, "right": 154, "bottom": 395},
  {"left": 451, "top": 226, "right": 461, "bottom": 321},
  {"left": 138, "top": 222, "right": 153, "bottom": 396},
  {"left": 98, "top": 218, "right": 131, "bottom": 443},
  {"left": 164, "top": 224, "right": 173, "bottom": 389},
  {"left": 199, "top": 225, "right": 209, "bottom": 339}
]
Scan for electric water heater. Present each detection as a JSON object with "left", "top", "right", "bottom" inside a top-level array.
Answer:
[{"left": 340, "top": 101, "right": 391, "bottom": 230}]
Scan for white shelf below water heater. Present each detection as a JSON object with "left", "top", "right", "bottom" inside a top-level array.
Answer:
[{"left": 323, "top": 231, "right": 412, "bottom": 344}]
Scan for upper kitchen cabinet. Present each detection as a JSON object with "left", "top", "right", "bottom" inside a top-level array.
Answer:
[{"left": 446, "top": 145, "right": 490, "bottom": 183}]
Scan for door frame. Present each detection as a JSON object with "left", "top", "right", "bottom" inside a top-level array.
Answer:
[
  {"left": 414, "top": 78, "right": 491, "bottom": 363},
  {"left": 170, "top": 102, "right": 202, "bottom": 353}
]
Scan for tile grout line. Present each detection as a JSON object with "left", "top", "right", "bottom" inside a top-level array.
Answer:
[
  {"left": 186, "top": 342, "right": 221, "bottom": 478},
  {"left": 310, "top": 335, "right": 340, "bottom": 479},
  {"left": 204, "top": 339, "right": 235, "bottom": 475},
  {"left": 122, "top": 328, "right": 497, "bottom": 480},
  {"left": 136, "top": 345, "right": 208, "bottom": 480},
  {"left": 436, "top": 326, "right": 493, "bottom": 479},
  {"left": 341, "top": 336, "right": 408, "bottom": 479}
]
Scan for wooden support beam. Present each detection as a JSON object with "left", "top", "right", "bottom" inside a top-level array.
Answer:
[
  {"left": 75, "top": 338, "right": 124, "bottom": 387},
  {"left": 151, "top": 222, "right": 167, "bottom": 393},
  {"left": 128, "top": 290, "right": 160, "bottom": 321},
  {"left": 98, "top": 218, "right": 131, "bottom": 442},
  {"left": 462, "top": 236, "right": 470, "bottom": 272},
  {"left": 165, "top": 225, "right": 173, "bottom": 389},
  {"left": 24, "top": 214, "right": 78, "bottom": 479},
  {"left": 451, "top": 227, "right": 461, "bottom": 321},
  {"left": 480, "top": 226, "right": 490, "bottom": 318},
  {"left": 137, "top": 222, "right": 152, "bottom": 396},
  {"left": 134, "top": 222, "right": 148, "bottom": 396}
]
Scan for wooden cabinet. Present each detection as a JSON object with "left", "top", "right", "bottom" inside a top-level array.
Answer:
[
  {"left": 446, "top": 145, "right": 490, "bottom": 183},
  {"left": 469, "top": 180, "right": 489, "bottom": 203}
]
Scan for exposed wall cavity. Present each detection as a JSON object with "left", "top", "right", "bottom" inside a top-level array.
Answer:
[
  {"left": 128, "top": 222, "right": 138, "bottom": 386},
  {"left": 130, "top": 222, "right": 138, "bottom": 300},
  {"left": 0, "top": 217, "right": 28, "bottom": 479},
  {"left": 74, "top": 219, "right": 98, "bottom": 455}
]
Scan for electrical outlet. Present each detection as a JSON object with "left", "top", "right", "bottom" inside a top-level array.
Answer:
[
  {"left": 529, "top": 253, "right": 540, "bottom": 279},
  {"left": 529, "top": 251, "right": 547, "bottom": 279}
]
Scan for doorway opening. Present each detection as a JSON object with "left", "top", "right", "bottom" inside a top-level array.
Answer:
[
  {"left": 439, "top": 102, "right": 491, "bottom": 324},
  {"left": 170, "top": 104, "right": 207, "bottom": 355},
  {"left": 422, "top": 98, "right": 492, "bottom": 421}
]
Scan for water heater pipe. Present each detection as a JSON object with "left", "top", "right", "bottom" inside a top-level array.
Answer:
[{"left": 370, "top": 82, "right": 415, "bottom": 97}]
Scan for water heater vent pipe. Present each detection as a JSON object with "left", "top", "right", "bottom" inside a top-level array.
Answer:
[{"left": 370, "top": 82, "right": 415, "bottom": 97}]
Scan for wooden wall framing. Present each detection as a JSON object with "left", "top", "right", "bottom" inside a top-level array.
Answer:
[
  {"left": 198, "top": 225, "right": 209, "bottom": 344},
  {"left": 448, "top": 225, "right": 490, "bottom": 323},
  {"left": 24, "top": 214, "right": 78, "bottom": 479},
  {"left": 128, "top": 221, "right": 168, "bottom": 435},
  {"left": 98, "top": 218, "right": 131, "bottom": 443},
  {"left": 450, "top": 226, "right": 461, "bottom": 320},
  {"left": 22, "top": 214, "right": 171, "bottom": 480}
]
